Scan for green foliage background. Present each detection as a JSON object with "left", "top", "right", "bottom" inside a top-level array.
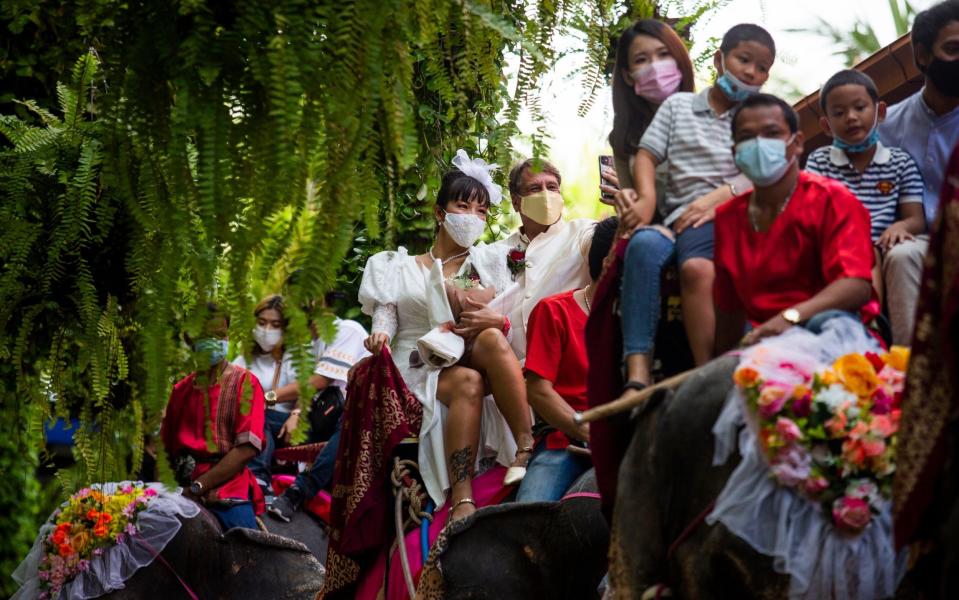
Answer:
[{"left": 0, "top": 0, "right": 716, "bottom": 591}]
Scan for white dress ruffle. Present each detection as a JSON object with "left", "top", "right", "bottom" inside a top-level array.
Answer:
[
  {"left": 706, "top": 317, "right": 907, "bottom": 599},
  {"left": 12, "top": 482, "right": 201, "bottom": 600}
]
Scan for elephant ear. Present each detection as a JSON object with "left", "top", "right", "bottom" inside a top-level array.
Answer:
[{"left": 224, "top": 526, "right": 315, "bottom": 554}]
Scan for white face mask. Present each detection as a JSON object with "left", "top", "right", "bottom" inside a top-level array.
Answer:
[
  {"left": 253, "top": 325, "right": 282, "bottom": 352},
  {"left": 441, "top": 210, "right": 487, "bottom": 248}
]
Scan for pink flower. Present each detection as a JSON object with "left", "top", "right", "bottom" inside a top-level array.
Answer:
[
  {"left": 804, "top": 475, "right": 829, "bottom": 496},
  {"left": 861, "top": 437, "right": 886, "bottom": 458},
  {"left": 832, "top": 496, "right": 872, "bottom": 532},
  {"left": 870, "top": 414, "right": 897, "bottom": 438},
  {"left": 871, "top": 388, "right": 892, "bottom": 414},
  {"left": 758, "top": 384, "right": 790, "bottom": 419},
  {"left": 791, "top": 390, "right": 812, "bottom": 418},
  {"left": 775, "top": 417, "right": 803, "bottom": 442},
  {"left": 144, "top": 488, "right": 158, "bottom": 497},
  {"left": 877, "top": 365, "right": 905, "bottom": 394},
  {"left": 770, "top": 445, "right": 811, "bottom": 487}
]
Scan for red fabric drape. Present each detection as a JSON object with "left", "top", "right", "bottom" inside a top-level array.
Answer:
[
  {"left": 894, "top": 144, "right": 959, "bottom": 547},
  {"left": 321, "top": 349, "right": 423, "bottom": 598},
  {"left": 586, "top": 238, "right": 632, "bottom": 519}
]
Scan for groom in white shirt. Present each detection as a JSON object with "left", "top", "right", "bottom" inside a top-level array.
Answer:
[{"left": 455, "top": 158, "right": 595, "bottom": 361}]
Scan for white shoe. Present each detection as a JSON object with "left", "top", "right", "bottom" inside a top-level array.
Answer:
[{"left": 503, "top": 466, "right": 526, "bottom": 486}]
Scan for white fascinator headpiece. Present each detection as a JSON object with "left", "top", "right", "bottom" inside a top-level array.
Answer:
[{"left": 451, "top": 149, "right": 503, "bottom": 206}]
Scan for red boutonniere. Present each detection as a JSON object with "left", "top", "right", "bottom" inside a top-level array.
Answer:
[{"left": 507, "top": 245, "right": 526, "bottom": 278}]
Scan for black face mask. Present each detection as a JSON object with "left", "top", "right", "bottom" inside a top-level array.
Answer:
[{"left": 926, "top": 57, "right": 959, "bottom": 98}]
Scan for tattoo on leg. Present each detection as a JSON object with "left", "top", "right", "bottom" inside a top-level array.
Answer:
[{"left": 449, "top": 446, "right": 474, "bottom": 484}]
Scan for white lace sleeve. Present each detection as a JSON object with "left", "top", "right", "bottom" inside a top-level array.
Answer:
[{"left": 371, "top": 302, "right": 398, "bottom": 340}]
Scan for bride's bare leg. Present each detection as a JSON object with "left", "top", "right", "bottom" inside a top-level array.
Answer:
[
  {"left": 437, "top": 366, "right": 484, "bottom": 522},
  {"left": 465, "top": 328, "right": 534, "bottom": 468}
]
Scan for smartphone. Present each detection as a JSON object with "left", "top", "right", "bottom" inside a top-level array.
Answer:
[{"left": 599, "top": 155, "right": 615, "bottom": 202}]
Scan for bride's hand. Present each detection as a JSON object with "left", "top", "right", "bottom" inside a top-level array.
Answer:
[{"left": 364, "top": 333, "right": 391, "bottom": 355}]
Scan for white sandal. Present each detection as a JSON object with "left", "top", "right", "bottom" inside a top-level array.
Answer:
[{"left": 503, "top": 445, "right": 534, "bottom": 486}]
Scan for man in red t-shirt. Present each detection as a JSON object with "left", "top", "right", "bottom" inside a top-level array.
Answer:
[
  {"left": 713, "top": 93, "right": 875, "bottom": 355},
  {"left": 516, "top": 217, "right": 618, "bottom": 502}
]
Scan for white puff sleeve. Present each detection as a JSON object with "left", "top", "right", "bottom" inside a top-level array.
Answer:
[{"left": 358, "top": 248, "right": 408, "bottom": 315}]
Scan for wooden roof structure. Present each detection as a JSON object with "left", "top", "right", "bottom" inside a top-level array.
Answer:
[{"left": 793, "top": 33, "right": 924, "bottom": 160}]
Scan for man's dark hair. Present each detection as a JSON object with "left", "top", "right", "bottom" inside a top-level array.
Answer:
[
  {"left": 588, "top": 217, "right": 619, "bottom": 281},
  {"left": 436, "top": 168, "right": 491, "bottom": 208},
  {"left": 720, "top": 23, "right": 776, "bottom": 58},
  {"left": 912, "top": 0, "right": 959, "bottom": 57},
  {"left": 731, "top": 93, "right": 799, "bottom": 135},
  {"left": 508, "top": 158, "right": 562, "bottom": 197},
  {"left": 819, "top": 69, "right": 880, "bottom": 112}
]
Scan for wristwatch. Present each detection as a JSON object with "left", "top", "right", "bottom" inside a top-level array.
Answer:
[
  {"left": 189, "top": 480, "right": 204, "bottom": 496},
  {"left": 264, "top": 390, "right": 277, "bottom": 406},
  {"left": 782, "top": 307, "right": 802, "bottom": 325}
]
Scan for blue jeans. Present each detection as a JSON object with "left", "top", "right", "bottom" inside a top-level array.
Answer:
[
  {"left": 515, "top": 443, "right": 592, "bottom": 502},
  {"left": 249, "top": 408, "right": 288, "bottom": 492},
  {"left": 209, "top": 501, "right": 257, "bottom": 530},
  {"left": 803, "top": 310, "right": 864, "bottom": 335},
  {"left": 621, "top": 228, "right": 675, "bottom": 357},
  {"left": 291, "top": 416, "right": 342, "bottom": 499}
]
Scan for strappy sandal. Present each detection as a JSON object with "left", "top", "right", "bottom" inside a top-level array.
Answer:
[
  {"left": 447, "top": 497, "right": 476, "bottom": 526},
  {"left": 622, "top": 380, "right": 648, "bottom": 393},
  {"left": 503, "top": 445, "right": 534, "bottom": 486}
]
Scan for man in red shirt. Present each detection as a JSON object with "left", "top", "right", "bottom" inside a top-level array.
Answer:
[
  {"left": 713, "top": 93, "right": 875, "bottom": 355},
  {"left": 516, "top": 217, "right": 618, "bottom": 502},
  {"left": 161, "top": 304, "right": 267, "bottom": 530}
]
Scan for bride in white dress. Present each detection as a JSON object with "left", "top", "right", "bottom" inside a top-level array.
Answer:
[{"left": 359, "top": 151, "right": 535, "bottom": 523}]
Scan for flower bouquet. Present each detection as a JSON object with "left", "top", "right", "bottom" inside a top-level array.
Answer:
[
  {"left": 445, "top": 267, "right": 494, "bottom": 322},
  {"left": 733, "top": 346, "right": 909, "bottom": 534},
  {"left": 38, "top": 483, "right": 158, "bottom": 599}
]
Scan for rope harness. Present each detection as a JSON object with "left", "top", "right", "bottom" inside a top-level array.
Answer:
[{"left": 390, "top": 457, "right": 433, "bottom": 598}]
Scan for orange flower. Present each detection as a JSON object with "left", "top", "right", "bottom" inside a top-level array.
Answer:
[
  {"left": 842, "top": 438, "right": 868, "bottom": 467},
  {"left": 882, "top": 346, "right": 910, "bottom": 372},
  {"left": 93, "top": 524, "right": 109, "bottom": 538},
  {"left": 733, "top": 366, "right": 760, "bottom": 388},
  {"left": 820, "top": 370, "right": 838, "bottom": 386},
  {"left": 825, "top": 405, "right": 850, "bottom": 438},
  {"left": 58, "top": 543, "right": 73, "bottom": 557},
  {"left": 87, "top": 509, "right": 99, "bottom": 521},
  {"left": 832, "top": 354, "right": 879, "bottom": 398}
]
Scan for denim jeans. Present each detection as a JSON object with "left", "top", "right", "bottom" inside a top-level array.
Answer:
[
  {"left": 291, "top": 416, "right": 342, "bottom": 499},
  {"left": 621, "top": 228, "right": 675, "bottom": 357},
  {"left": 803, "top": 310, "right": 862, "bottom": 335},
  {"left": 515, "top": 443, "right": 592, "bottom": 502},
  {"left": 249, "top": 408, "right": 288, "bottom": 492},
  {"left": 209, "top": 501, "right": 257, "bottom": 530}
]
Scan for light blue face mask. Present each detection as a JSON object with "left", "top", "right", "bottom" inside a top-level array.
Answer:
[
  {"left": 831, "top": 114, "right": 880, "bottom": 154},
  {"left": 194, "top": 338, "right": 229, "bottom": 367},
  {"left": 716, "top": 55, "right": 762, "bottom": 102},
  {"left": 734, "top": 135, "right": 797, "bottom": 187}
]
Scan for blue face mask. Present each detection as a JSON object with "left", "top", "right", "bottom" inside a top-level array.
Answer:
[
  {"left": 194, "top": 338, "right": 229, "bottom": 367},
  {"left": 716, "top": 55, "right": 762, "bottom": 102},
  {"left": 734, "top": 135, "right": 797, "bottom": 187},
  {"left": 831, "top": 114, "right": 880, "bottom": 154}
]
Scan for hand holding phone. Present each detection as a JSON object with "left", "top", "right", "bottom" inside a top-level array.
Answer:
[{"left": 598, "top": 155, "right": 619, "bottom": 204}]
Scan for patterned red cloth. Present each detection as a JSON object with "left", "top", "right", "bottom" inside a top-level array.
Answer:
[
  {"left": 585, "top": 238, "right": 632, "bottom": 519},
  {"left": 160, "top": 365, "right": 266, "bottom": 514},
  {"left": 894, "top": 143, "right": 959, "bottom": 547},
  {"left": 321, "top": 349, "right": 423, "bottom": 598}
]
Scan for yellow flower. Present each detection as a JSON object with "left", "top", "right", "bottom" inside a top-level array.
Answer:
[
  {"left": 820, "top": 369, "right": 838, "bottom": 386},
  {"left": 832, "top": 353, "right": 879, "bottom": 398},
  {"left": 882, "top": 346, "right": 910, "bottom": 372}
]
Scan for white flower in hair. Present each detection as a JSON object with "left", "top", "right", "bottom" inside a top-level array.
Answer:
[{"left": 451, "top": 149, "right": 503, "bottom": 206}]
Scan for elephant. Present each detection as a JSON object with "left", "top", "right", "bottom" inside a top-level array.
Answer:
[
  {"left": 607, "top": 355, "right": 927, "bottom": 600},
  {"left": 605, "top": 355, "right": 791, "bottom": 600},
  {"left": 102, "top": 504, "right": 327, "bottom": 599},
  {"left": 415, "top": 469, "right": 609, "bottom": 599}
]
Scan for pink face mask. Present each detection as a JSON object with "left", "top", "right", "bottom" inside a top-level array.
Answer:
[{"left": 630, "top": 58, "right": 682, "bottom": 104}]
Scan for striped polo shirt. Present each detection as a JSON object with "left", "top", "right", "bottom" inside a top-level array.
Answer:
[
  {"left": 639, "top": 88, "right": 745, "bottom": 226},
  {"left": 805, "top": 142, "right": 923, "bottom": 242}
]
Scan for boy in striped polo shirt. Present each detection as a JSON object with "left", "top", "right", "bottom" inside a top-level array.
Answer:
[{"left": 806, "top": 70, "right": 925, "bottom": 343}]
